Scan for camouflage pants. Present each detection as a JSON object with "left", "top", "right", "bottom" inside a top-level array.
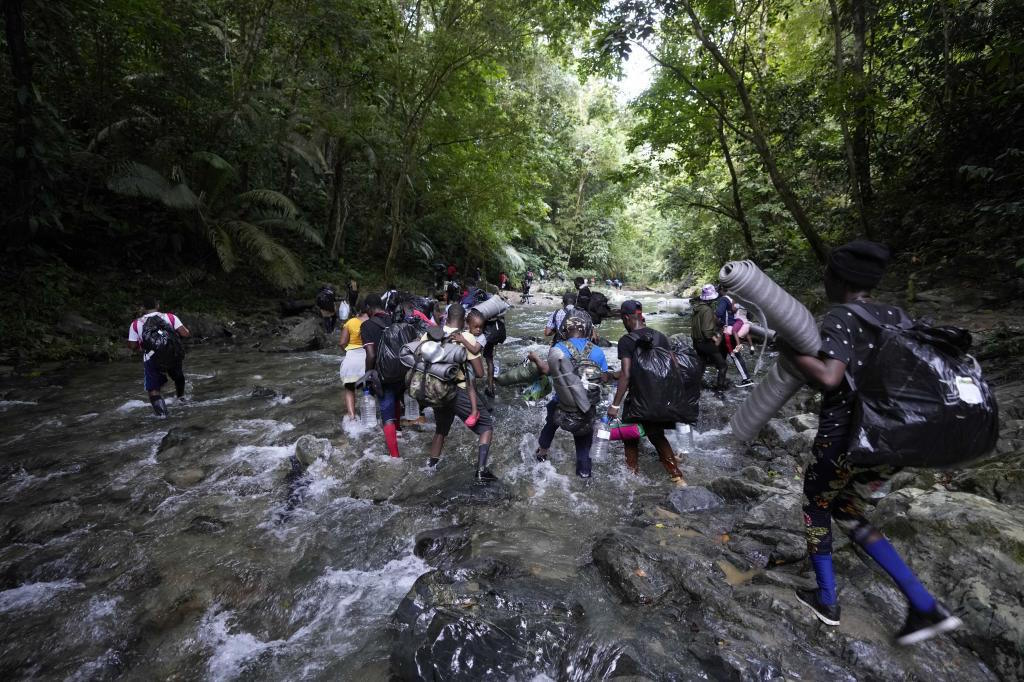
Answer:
[{"left": 802, "top": 438, "right": 901, "bottom": 555}]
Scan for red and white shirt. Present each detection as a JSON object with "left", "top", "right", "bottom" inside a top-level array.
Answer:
[{"left": 128, "top": 312, "right": 183, "bottom": 361}]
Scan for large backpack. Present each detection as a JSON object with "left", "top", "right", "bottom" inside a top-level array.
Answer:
[
  {"left": 141, "top": 315, "right": 184, "bottom": 370},
  {"left": 315, "top": 286, "right": 336, "bottom": 311},
  {"left": 840, "top": 303, "right": 999, "bottom": 468},
  {"left": 405, "top": 344, "right": 461, "bottom": 407},
  {"left": 483, "top": 318, "right": 507, "bottom": 345},
  {"left": 669, "top": 336, "right": 704, "bottom": 424},
  {"left": 373, "top": 319, "right": 418, "bottom": 383},
  {"left": 622, "top": 329, "right": 691, "bottom": 424},
  {"left": 551, "top": 340, "right": 602, "bottom": 435}
]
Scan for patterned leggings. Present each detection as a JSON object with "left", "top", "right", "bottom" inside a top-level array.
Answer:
[{"left": 802, "top": 439, "right": 901, "bottom": 555}]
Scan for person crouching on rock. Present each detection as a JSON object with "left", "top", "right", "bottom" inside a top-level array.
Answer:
[{"left": 780, "top": 240, "right": 962, "bottom": 645}]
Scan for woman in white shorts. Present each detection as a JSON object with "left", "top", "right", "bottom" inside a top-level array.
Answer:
[{"left": 338, "top": 304, "right": 369, "bottom": 420}]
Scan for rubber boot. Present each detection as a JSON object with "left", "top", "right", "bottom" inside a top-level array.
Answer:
[{"left": 150, "top": 396, "right": 168, "bottom": 417}]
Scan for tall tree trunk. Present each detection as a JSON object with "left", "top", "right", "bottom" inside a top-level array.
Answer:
[
  {"left": 383, "top": 165, "right": 407, "bottom": 283},
  {"left": 850, "top": 0, "right": 874, "bottom": 237},
  {"left": 828, "top": 0, "right": 869, "bottom": 237},
  {"left": 3, "top": 0, "right": 34, "bottom": 239},
  {"left": 681, "top": 0, "right": 830, "bottom": 263},
  {"left": 327, "top": 148, "right": 349, "bottom": 258},
  {"left": 716, "top": 114, "right": 755, "bottom": 254}
]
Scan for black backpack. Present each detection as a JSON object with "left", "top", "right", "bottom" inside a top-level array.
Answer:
[
  {"left": 315, "top": 287, "right": 336, "bottom": 311},
  {"left": 484, "top": 318, "right": 507, "bottom": 345},
  {"left": 374, "top": 319, "right": 419, "bottom": 383},
  {"left": 141, "top": 315, "right": 184, "bottom": 370},
  {"left": 623, "top": 329, "right": 691, "bottom": 424},
  {"left": 841, "top": 303, "right": 999, "bottom": 468}
]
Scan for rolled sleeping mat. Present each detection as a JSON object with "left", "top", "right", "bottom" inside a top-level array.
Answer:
[
  {"left": 495, "top": 362, "right": 540, "bottom": 386},
  {"left": 657, "top": 298, "right": 690, "bottom": 314},
  {"left": 719, "top": 260, "right": 818, "bottom": 354},
  {"left": 400, "top": 339, "right": 467, "bottom": 369},
  {"left": 746, "top": 323, "right": 776, "bottom": 343},
  {"left": 413, "top": 360, "right": 460, "bottom": 381},
  {"left": 547, "top": 345, "right": 592, "bottom": 412},
  {"left": 472, "top": 296, "right": 510, "bottom": 320},
  {"left": 718, "top": 260, "right": 820, "bottom": 441}
]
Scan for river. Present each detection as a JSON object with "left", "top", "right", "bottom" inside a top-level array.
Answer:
[{"left": 0, "top": 293, "right": 1005, "bottom": 680}]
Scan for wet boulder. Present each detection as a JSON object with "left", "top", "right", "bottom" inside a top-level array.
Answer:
[
  {"left": 262, "top": 317, "right": 326, "bottom": 352},
  {"left": 57, "top": 312, "right": 109, "bottom": 337},
  {"left": 156, "top": 426, "right": 207, "bottom": 462},
  {"left": 414, "top": 526, "right": 472, "bottom": 568},
  {"left": 390, "top": 569, "right": 581, "bottom": 681},
  {"left": 592, "top": 533, "right": 674, "bottom": 605},
  {"left": 950, "top": 457, "right": 1024, "bottom": 505},
  {"left": 294, "top": 435, "right": 331, "bottom": 467},
  {"left": 250, "top": 385, "right": 278, "bottom": 398},
  {"left": 180, "top": 313, "right": 232, "bottom": 340},
  {"left": 872, "top": 487, "right": 1024, "bottom": 681},
  {"left": 666, "top": 486, "right": 724, "bottom": 514}
]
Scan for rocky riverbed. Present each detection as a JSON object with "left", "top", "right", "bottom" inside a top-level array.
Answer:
[{"left": 0, "top": 296, "right": 1022, "bottom": 680}]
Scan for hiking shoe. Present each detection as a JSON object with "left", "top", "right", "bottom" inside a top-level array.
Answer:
[
  {"left": 535, "top": 448, "right": 548, "bottom": 463},
  {"left": 428, "top": 457, "right": 440, "bottom": 468},
  {"left": 795, "top": 589, "right": 841, "bottom": 626},
  {"left": 474, "top": 468, "right": 498, "bottom": 483},
  {"left": 895, "top": 603, "right": 962, "bottom": 646},
  {"left": 734, "top": 379, "right": 755, "bottom": 388}
]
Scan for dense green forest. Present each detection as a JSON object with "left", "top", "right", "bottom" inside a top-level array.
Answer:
[{"left": 1, "top": 0, "right": 1022, "bottom": 359}]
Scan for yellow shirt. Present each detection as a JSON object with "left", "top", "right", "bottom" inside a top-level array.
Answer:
[{"left": 344, "top": 317, "right": 364, "bottom": 350}]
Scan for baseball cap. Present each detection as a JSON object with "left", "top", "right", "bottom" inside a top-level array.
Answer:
[{"left": 619, "top": 300, "right": 643, "bottom": 315}]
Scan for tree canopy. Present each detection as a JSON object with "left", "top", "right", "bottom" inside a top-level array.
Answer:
[{"left": 2, "top": 0, "right": 1021, "bottom": 299}]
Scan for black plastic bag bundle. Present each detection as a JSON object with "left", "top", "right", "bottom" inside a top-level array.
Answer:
[
  {"left": 670, "top": 338, "right": 703, "bottom": 424},
  {"left": 623, "top": 330, "right": 692, "bottom": 424},
  {"left": 375, "top": 322, "right": 420, "bottom": 383},
  {"left": 843, "top": 304, "right": 999, "bottom": 468}
]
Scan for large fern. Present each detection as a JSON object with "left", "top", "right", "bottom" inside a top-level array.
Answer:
[{"left": 108, "top": 155, "right": 321, "bottom": 290}]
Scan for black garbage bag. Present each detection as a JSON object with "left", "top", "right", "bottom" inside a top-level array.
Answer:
[
  {"left": 622, "top": 330, "right": 692, "bottom": 424},
  {"left": 842, "top": 303, "right": 999, "bottom": 468},
  {"left": 670, "top": 337, "right": 703, "bottom": 424}
]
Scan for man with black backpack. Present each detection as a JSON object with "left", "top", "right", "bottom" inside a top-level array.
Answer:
[
  {"left": 781, "top": 240, "right": 963, "bottom": 645},
  {"left": 607, "top": 301, "right": 687, "bottom": 485},
  {"left": 127, "top": 297, "right": 190, "bottom": 417},
  {"left": 361, "top": 294, "right": 417, "bottom": 458}
]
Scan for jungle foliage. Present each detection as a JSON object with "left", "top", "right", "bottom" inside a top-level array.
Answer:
[{"left": 2, "top": 0, "right": 1022, "bottom": 299}]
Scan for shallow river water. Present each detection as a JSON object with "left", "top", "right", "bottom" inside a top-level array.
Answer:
[
  {"left": 1, "top": 293, "right": 753, "bottom": 679},
  {"left": 4, "top": 293, "right": 992, "bottom": 682}
]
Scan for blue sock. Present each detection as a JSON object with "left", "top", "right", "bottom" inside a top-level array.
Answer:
[
  {"left": 810, "top": 553, "right": 837, "bottom": 606},
  {"left": 857, "top": 531, "right": 936, "bottom": 613}
]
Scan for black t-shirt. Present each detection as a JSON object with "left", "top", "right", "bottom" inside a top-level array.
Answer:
[
  {"left": 618, "top": 327, "right": 670, "bottom": 361},
  {"left": 577, "top": 285, "right": 592, "bottom": 311},
  {"left": 816, "top": 301, "right": 905, "bottom": 445},
  {"left": 360, "top": 313, "right": 391, "bottom": 348}
]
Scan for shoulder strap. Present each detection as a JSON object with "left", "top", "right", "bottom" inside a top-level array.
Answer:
[{"left": 842, "top": 302, "right": 912, "bottom": 331}]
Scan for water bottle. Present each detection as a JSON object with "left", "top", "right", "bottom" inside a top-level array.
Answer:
[
  {"left": 404, "top": 397, "right": 420, "bottom": 420},
  {"left": 675, "top": 423, "right": 695, "bottom": 454},
  {"left": 592, "top": 417, "right": 611, "bottom": 460},
  {"left": 360, "top": 389, "right": 377, "bottom": 427}
]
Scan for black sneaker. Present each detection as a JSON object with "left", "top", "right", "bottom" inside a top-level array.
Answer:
[
  {"left": 795, "top": 589, "right": 841, "bottom": 626},
  {"left": 474, "top": 468, "right": 498, "bottom": 484},
  {"left": 427, "top": 457, "right": 440, "bottom": 468},
  {"left": 535, "top": 449, "right": 548, "bottom": 463},
  {"left": 895, "top": 603, "right": 962, "bottom": 646},
  {"left": 735, "top": 379, "right": 755, "bottom": 388}
]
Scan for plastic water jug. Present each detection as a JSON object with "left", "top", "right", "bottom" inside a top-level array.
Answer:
[
  {"left": 360, "top": 389, "right": 377, "bottom": 427},
  {"left": 675, "top": 423, "right": 695, "bottom": 454},
  {"left": 592, "top": 417, "right": 611, "bottom": 460}
]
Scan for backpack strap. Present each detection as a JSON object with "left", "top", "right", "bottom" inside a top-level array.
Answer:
[{"left": 841, "top": 302, "right": 912, "bottom": 332}]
